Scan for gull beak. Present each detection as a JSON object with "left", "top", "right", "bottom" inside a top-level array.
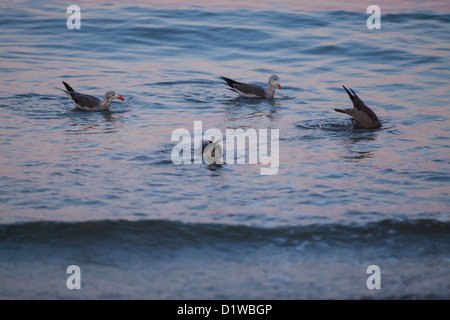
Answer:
[
  {"left": 277, "top": 83, "right": 281, "bottom": 89},
  {"left": 116, "top": 95, "right": 124, "bottom": 101}
]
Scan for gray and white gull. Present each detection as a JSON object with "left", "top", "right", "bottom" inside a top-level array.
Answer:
[
  {"left": 59, "top": 81, "right": 124, "bottom": 111},
  {"left": 334, "top": 85, "right": 381, "bottom": 129},
  {"left": 221, "top": 75, "right": 281, "bottom": 99}
]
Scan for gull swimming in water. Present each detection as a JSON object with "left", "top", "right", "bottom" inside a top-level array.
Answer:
[
  {"left": 198, "top": 139, "right": 223, "bottom": 165},
  {"left": 59, "top": 81, "right": 124, "bottom": 111},
  {"left": 221, "top": 75, "right": 281, "bottom": 99}
]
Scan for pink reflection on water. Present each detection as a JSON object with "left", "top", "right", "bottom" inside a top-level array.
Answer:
[{"left": 65, "top": 0, "right": 450, "bottom": 13}]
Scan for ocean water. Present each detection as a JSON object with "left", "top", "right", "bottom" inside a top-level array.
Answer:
[{"left": 0, "top": 0, "right": 449, "bottom": 299}]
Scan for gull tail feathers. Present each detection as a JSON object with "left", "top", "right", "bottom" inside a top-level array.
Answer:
[{"left": 62, "top": 81, "right": 75, "bottom": 93}]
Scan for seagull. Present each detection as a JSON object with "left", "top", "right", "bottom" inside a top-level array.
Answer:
[
  {"left": 199, "top": 139, "right": 223, "bottom": 165},
  {"left": 334, "top": 86, "right": 381, "bottom": 129},
  {"left": 58, "top": 81, "right": 124, "bottom": 111},
  {"left": 221, "top": 75, "right": 281, "bottom": 99}
]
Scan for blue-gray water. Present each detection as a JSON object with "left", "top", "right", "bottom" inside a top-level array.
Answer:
[{"left": 0, "top": 0, "right": 449, "bottom": 299}]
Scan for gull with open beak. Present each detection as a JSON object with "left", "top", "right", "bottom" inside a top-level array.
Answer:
[
  {"left": 59, "top": 81, "right": 124, "bottom": 111},
  {"left": 221, "top": 75, "right": 281, "bottom": 99}
]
